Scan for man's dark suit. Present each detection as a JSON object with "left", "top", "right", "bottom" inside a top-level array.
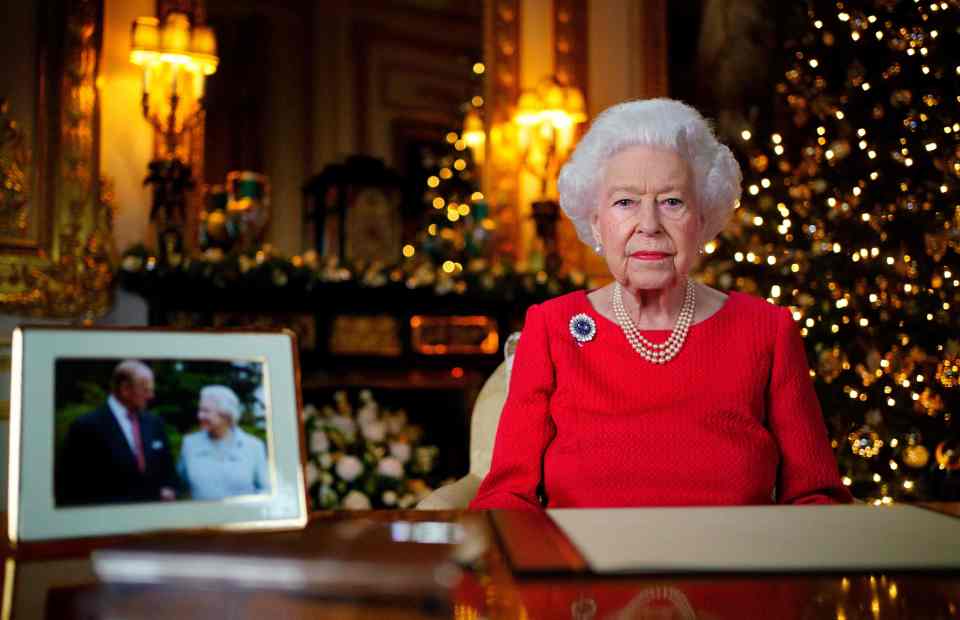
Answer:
[{"left": 56, "top": 403, "right": 178, "bottom": 506}]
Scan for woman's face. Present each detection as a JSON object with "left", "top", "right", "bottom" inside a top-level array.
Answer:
[
  {"left": 197, "top": 396, "right": 232, "bottom": 439},
  {"left": 591, "top": 144, "right": 703, "bottom": 294}
]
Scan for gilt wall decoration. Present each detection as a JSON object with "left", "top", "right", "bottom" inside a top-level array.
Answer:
[{"left": 0, "top": 0, "right": 114, "bottom": 320}]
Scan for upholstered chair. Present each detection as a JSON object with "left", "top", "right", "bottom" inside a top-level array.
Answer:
[{"left": 416, "top": 333, "right": 519, "bottom": 509}]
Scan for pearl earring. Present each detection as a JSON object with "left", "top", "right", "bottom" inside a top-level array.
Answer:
[{"left": 594, "top": 243, "right": 603, "bottom": 255}]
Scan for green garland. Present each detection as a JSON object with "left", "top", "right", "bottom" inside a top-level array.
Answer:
[{"left": 118, "top": 244, "right": 592, "bottom": 300}]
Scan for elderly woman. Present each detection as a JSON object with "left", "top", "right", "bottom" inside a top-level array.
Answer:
[
  {"left": 469, "top": 99, "right": 852, "bottom": 510},
  {"left": 178, "top": 385, "right": 271, "bottom": 500}
]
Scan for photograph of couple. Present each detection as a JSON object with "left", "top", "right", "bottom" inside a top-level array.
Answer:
[{"left": 54, "top": 358, "right": 271, "bottom": 507}]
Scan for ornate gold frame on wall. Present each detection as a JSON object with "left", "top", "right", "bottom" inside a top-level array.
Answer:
[
  {"left": 484, "top": 0, "right": 522, "bottom": 257},
  {"left": 0, "top": 0, "right": 113, "bottom": 321},
  {"left": 483, "top": 0, "right": 593, "bottom": 269}
]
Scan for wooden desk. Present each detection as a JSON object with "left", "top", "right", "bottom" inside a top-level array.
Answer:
[{"left": 4, "top": 508, "right": 960, "bottom": 619}]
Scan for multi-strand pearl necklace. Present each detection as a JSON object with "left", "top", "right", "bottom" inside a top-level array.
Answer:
[{"left": 611, "top": 280, "right": 696, "bottom": 364}]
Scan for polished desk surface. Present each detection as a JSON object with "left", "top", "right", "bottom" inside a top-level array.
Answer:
[{"left": 3, "top": 506, "right": 960, "bottom": 619}]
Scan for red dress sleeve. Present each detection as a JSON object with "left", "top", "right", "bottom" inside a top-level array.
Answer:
[
  {"left": 469, "top": 304, "right": 555, "bottom": 511},
  {"left": 768, "top": 307, "right": 854, "bottom": 504}
]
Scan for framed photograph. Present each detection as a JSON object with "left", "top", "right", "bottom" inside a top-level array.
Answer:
[{"left": 7, "top": 327, "right": 308, "bottom": 543}]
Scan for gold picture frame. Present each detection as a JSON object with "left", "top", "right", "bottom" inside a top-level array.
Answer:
[
  {"left": 7, "top": 326, "right": 308, "bottom": 544},
  {"left": 0, "top": 0, "right": 114, "bottom": 321}
]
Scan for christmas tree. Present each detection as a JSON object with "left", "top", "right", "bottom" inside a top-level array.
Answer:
[
  {"left": 415, "top": 126, "right": 493, "bottom": 275},
  {"left": 703, "top": 0, "right": 960, "bottom": 502},
  {"left": 410, "top": 61, "right": 500, "bottom": 280}
]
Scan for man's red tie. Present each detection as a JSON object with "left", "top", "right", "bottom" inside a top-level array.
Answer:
[{"left": 127, "top": 412, "right": 146, "bottom": 472}]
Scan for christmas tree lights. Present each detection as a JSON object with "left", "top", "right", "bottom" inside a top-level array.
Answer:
[{"left": 705, "top": 0, "right": 960, "bottom": 501}]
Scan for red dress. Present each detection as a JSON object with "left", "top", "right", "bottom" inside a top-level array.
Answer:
[{"left": 469, "top": 290, "right": 853, "bottom": 510}]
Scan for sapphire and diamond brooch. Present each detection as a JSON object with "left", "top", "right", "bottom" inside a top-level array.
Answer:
[{"left": 569, "top": 313, "right": 597, "bottom": 345}]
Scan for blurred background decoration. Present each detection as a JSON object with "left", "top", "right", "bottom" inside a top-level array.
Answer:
[
  {"left": 303, "top": 156, "right": 404, "bottom": 264},
  {"left": 225, "top": 170, "right": 270, "bottom": 251},
  {"left": 513, "top": 76, "right": 587, "bottom": 274},
  {"left": 514, "top": 76, "right": 587, "bottom": 199},
  {"left": 199, "top": 171, "right": 270, "bottom": 254},
  {"left": 131, "top": 8, "right": 218, "bottom": 260},
  {"left": 0, "top": 100, "right": 31, "bottom": 238},
  {"left": 129, "top": 12, "right": 218, "bottom": 159}
]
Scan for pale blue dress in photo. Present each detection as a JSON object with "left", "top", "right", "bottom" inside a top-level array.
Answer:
[{"left": 177, "top": 428, "right": 271, "bottom": 500}]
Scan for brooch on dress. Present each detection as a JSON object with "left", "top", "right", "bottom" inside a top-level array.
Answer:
[{"left": 569, "top": 313, "right": 597, "bottom": 345}]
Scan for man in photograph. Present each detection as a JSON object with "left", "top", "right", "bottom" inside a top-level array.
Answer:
[{"left": 56, "top": 360, "right": 179, "bottom": 506}]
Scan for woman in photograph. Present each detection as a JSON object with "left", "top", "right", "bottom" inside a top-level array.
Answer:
[
  {"left": 178, "top": 384, "right": 271, "bottom": 500},
  {"left": 469, "top": 98, "right": 852, "bottom": 510}
]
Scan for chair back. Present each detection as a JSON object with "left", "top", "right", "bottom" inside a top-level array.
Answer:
[{"left": 468, "top": 332, "right": 520, "bottom": 478}]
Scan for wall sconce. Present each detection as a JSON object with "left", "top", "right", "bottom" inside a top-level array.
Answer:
[
  {"left": 130, "top": 12, "right": 218, "bottom": 157},
  {"left": 131, "top": 12, "right": 218, "bottom": 259},
  {"left": 514, "top": 76, "right": 586, "bottom": 198},
  {"left": 514, "top": 77, "right": 586, "bottom": 272}
]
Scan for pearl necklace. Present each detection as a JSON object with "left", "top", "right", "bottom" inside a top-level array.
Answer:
[{"left": 611, "top": 280, "right": 696, "bottom": 364}]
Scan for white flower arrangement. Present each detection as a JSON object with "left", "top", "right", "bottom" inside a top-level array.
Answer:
[{"left": 304, "top": 390, "right": 439, "bottom": 510}]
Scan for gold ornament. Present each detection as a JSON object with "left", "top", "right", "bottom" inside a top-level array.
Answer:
[
  {"left": 916, "top": 388, "right": 944, "bottom": 416},
  {"left": 890, "top": 89, "right": 913, "bottom": 107},
  {"left": 849, "top": 426, "right": 883, "bottom": 458},
  {"left": 751, "top": 154, "right": 769, "bottom": 173},
  {"left": 924, "top": 232, "right": 950, "bottom": 262},
  {"left": 828, "top": 139, "right": 851, "bottom": 161},
  {"left": 936, "top": 356, "right": 960, "bottom": 388},
  {"left": 817, "top": 347, "right": 845, "bottom": 383},
  {"left": 902, "top": 444, "right": 930, "bottom": 469},
  {"left": 935, "top": 440, "right": 960, "bottom": 471}
]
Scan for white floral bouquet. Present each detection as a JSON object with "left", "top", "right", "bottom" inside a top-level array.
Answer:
[{"left": 304, "top": 389, "right": 439, "bottom": 510}]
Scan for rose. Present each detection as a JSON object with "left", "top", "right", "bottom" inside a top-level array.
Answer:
[
  {"left": 377, "top": 456, "right": 404, "bottom": 479},
  {"left": 357, "top": 403, "right": 379, "bottom": 426},
  {"left": 310, "top": 430, "right": 329, "bottom": 453},
  {"left": 361, "top": 420, "right": 387, "bottom": 443},
  {"left": 305, "top": 461, "right": 319, "bottom": 487},
  {"left": 389, "top": 441, "right": 411, "bottom": 463},
  {"left": 342, "top": 490, "right": 371, "bottom": 510},
  {"left": 328, "top": 415, "right": 357, "bottom": 440},
  {"left": 319, "top": 453, "right": 333, "bottom": 469},
  {"left": 335, "top": 455, "right": 363, "bottom": 482},
  {"left": 382, "top": 490, "right": 398, "bottom": 506},
  {"left": 302, "top": 404, "right": 319, "bottom": 421},
  {"left": 385, "top": 410, "right": 408, "bottom": 435}
]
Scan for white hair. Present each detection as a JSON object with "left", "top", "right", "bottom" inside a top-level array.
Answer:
[
  {"left": 557, "top": 98, "right": 742, "bottom": 246},
  {"left": 200, "top": 385, "right": 241, "bottom": 425}
]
